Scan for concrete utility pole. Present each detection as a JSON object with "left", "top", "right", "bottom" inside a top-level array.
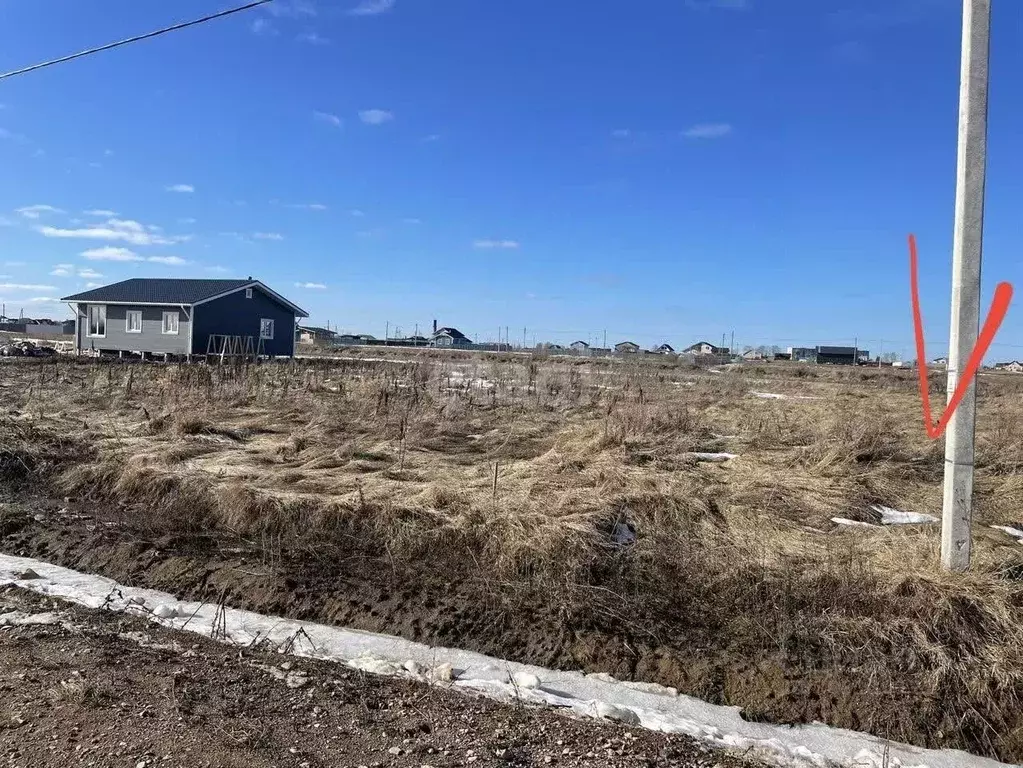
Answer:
[{"left": 943, "top": 0, "right": 991, "bottom": 572}]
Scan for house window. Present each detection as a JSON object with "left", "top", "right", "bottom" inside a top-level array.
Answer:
[
  {"left": 245, "top": 288, "right": 253, "bottom": 299},
  {"left": 260, "top": 318, "right": 275, "bottom": 340},
  {"left": 162, "top": 311, "right": 179, "bottom": 335},
  {"left": 87, "top": 305, "right": 106, "bottom": 337},
  {"left": 126, "top": 310, "right": 143, "bottom": 334}
]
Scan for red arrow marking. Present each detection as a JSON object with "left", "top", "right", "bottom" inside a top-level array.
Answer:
[{"left": 909, "top": 233, "right": 1013, "bottom": 439}]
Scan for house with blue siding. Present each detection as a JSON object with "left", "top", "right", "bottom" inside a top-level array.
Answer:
[{"left": 61, "top": 278, "right": 308, "bottom": 359}]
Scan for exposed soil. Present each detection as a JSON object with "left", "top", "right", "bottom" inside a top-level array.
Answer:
[
  {"left": 0, "top": 495, "right": 1004, "bottom": 762},
  {"left": 0, "top": 585, "right": 759, "bottom": 768}
]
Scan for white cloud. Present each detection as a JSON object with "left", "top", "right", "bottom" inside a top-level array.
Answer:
[
  {"left": 314, "top": 111, "right": 342, "bottom": 127},
  {"left": 3, "top": 261, "right": 25, "bottom": 267},
  {"left": 83, "top": 209, "right": 117, "bottom": 217},
  {"left": 473, "top": 239, "right": 520, "bottom": 249},
  {"left": 0, "top": 216, "right": 13, "bottom": 227},
  {"left": 81, "top": 246, "right": 142, "bottom": 262},
  {"left": 0, "top": 283, "right": 56, "bottom": 291},
  {"left": 147, "top": 256, "right": 188, "bottom": 266},
  {"left": 348, "top": 0, "right": 395, "bottom": 15},
  {"left": 682, "top": 123, "right": 733, "bottom": 139},
  {"left": 349, "top": 209, "right": 365, "bottom": 217},
  {"left": 103, "top": 149, "right": 114, "bottom": 157},
  {"left": 254, "top": 232, "right": 284, "bottom": 241},
  {"left": 266, "top": 0, "right": 316, "bottom": 17},
  {"left": 0, "top": 128, "right": 23, "bottom": 141},
  {"left": 85, "top": 282, "right": 103, "bottom": 288},
  {"left": 38, "top": 218, "right": 189, "bottom": 246},
  {"left": 166, "top": 183, "right": 194, "bottom": 193},
  {"left": 178, "top": 217, "right": 197, "bottom": 225},
  {"left": 88, "top": 162, "right": 101, "bottom": 169},
  {"left": 50, "top": 264, "right": 74, "bottom": 276},
  {"left": 15, "top": 204, "right": 64, "bottom": 219},
  {"left": 421, "top": 134, "right": 441, "bottom": 143},
  {"left": 77, "top": 268, "right": 102, "bottom": 279},
  {"left": 403, "top": 217, "right": 422, "bottom": 225},
  {"left": 297, "top": 31, "right": 330, "bottom": 44},
  {"left": 26, "top": 296, "right": 59, "bottom": 303},
  {"left": 287, "top": 203, "right": 327, "bottom": 211},
  {"left": 611, "top": 129, "right": 631, "bottom": 138},
  {"left": 206, "top": 265, "right": 230, "bottom": 274},
  {"left": 295, "top": 282, "right": 327, "bottom": 289},
  {"left": 251, "top": 17, "right": 278, "bottom": 35},
  {"left": 359, "top": 109, "right": 393, "bottom": 125}
]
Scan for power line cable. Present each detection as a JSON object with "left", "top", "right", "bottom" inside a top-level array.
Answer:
[{"left": 0, "top": 0, "right": 273, "bottom": 81}]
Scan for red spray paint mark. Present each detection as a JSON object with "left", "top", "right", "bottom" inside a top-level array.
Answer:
[{"left": 909, "top": 233, "right": 1013, "bottom": 439}]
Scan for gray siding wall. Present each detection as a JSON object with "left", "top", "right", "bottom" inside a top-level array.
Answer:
[
  {"left": 191, "top": 287, "right": 297, "bottom": 357},
  {"left": 75, "top": 303, "right": 190, "bottom": 355}
]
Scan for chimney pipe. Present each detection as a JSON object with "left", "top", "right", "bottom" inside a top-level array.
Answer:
[{"left": 433, "top": 319, "right": 437, "bottom": 334}]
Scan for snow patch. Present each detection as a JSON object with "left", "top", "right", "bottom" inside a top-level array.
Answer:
[
  {"left": 0, "top": 609, "right": 64, "bottom": 626},
  {"left": 750, "top": 392, "right": 822, "bottom": 401},
  {"left": 0, "top": 553, "right": 1009, "bottom": 768},
  {"left": 831, "top": 517, "right": 880, "bottom": 529},
  {"left": 990, "top": 525, "right": 1023, "bottom": 541},
  {"left": 689, "top": 452, "right": 737, "bottom": 462},
  {"left": 872, "top": 505, "right": 938, "bottom": 525}
]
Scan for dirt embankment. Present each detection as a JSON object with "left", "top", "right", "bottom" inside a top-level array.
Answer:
[
  {"left": 2, "top": 497, "right": 1018, "bottom": 763},
  {"left": 0, "top": 585, "right": 750, "bottom": 768}
]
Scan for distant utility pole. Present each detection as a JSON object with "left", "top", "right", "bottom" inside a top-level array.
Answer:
[
  {"left": 523, "top": 327, "right": 527, "bottom": 350},
  {"left": 943, "top": 0, "right": 991, "bottom": 572},
  {"left": 603, "top": 330, "right": 607, "bottom": 349},
  {"left": 385, "top": 321, "right": 389, "bottom": 345},
  {"left": 730, "top": 330, "right": 735, "bottom": 355}
]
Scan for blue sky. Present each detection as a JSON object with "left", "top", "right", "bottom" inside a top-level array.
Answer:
[{"left": 1, "top": 0, "right": 1021, "bottom": 357}]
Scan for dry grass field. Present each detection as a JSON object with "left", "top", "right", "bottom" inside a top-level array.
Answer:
[{"left": 2, "top": 351, "right": 1023, "bottom": 761}]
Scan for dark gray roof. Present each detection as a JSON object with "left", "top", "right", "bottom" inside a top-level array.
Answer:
[
  {"left": 62, "top": 278, "right": 251, "bottom": 305},
  {"left": 434, "top": 326, "right": 467, "bottom": 339}
]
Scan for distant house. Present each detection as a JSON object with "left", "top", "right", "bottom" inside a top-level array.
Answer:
[
  {"left": 336, "top": 333, "right": 376, "bottom": 345},
  {"left": 570, "top": 340, "right": 590, "bottom": 351},
  {"left": 61, "top": 278, "right": 308, "bottom": 358},
  {"left": 742, "top": 348, "right": 767, "bottom": 361},
  {"left": 788, "top": 346, "right": 816, "bottom": 363},
  {"left": 816, "top": 346, "right": 859, "bottom": 365},
  {"left": 432, "top": 326, "right": 472, "bottom": 348},
  {"left": 652, "top": 343, "right": 675, "bottom": 354},
  {"left": 997, "top": 361, "right": 1023, "bottom": 373},
  {"left": 683, "top": 341, "right": 728, "bottom": 356},
  {"left": 931, "top": 357, "right": 948, "bottom": 366},
  {"left": 297, "top": 326, "right": 337, "bottom": 344},
  {"left": 614, "top": 341, "right": 640, "bottom": 354}
]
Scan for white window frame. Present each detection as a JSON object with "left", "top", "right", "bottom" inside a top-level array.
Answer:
[
  {"left": 162, "top": 310, "right": 180, "bottom": 335},
  {"left": 245, "top": 288, "right": 253, "bottom": 299},
  {"left": 87, "top": 304, "right": 106, "bottom": 338},
  {"left": 125, "top": 310, "right": 143, "bottom": 334},
  {"left": 259, "top": 318, "right": 275, "bottom": 340}
]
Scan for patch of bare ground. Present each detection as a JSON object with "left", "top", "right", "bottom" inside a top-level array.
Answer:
[
  {"left": 1, "top": 356, "right": 1023, "bottom": 761},
  {"left": 0, "top": 586, "right": 755, "bottom": 768}
]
